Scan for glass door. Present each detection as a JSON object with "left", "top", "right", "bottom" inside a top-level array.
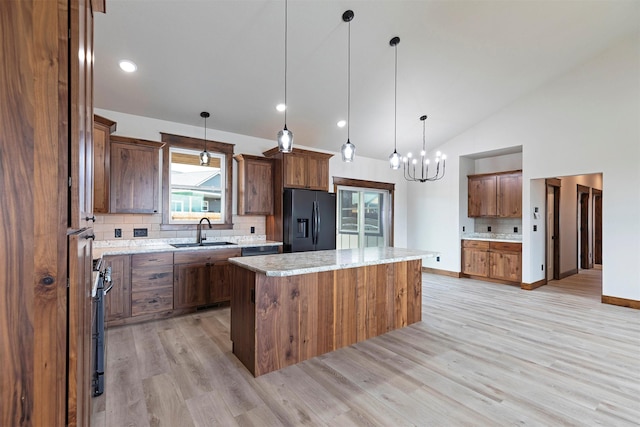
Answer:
[{"left": 337, "top": 186, "right": 390, "bottom": 249}]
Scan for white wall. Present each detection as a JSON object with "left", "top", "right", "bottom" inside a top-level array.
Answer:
[{"left": 411, "top": 32, "right": 640, "bottom": 300}]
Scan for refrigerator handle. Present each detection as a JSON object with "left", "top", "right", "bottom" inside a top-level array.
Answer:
[
  {"left": 315, "top": 201, "right": 321, "bottom": 243},
  {"left": 312, "top": 201, "right": 318, "bottom": 245}
]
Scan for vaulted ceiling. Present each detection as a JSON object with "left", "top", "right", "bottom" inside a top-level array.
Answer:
[{"left": 94, "top": 1, "right": 639, "bottom": 161}]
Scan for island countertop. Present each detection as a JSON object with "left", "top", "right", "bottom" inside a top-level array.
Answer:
[{"left": 228, "top": 247, "right": 437, "bottom": 277}]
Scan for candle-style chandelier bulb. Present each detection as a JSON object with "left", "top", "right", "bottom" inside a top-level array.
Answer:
[{"left": 403, "top": 115, "right": 446, "bottom": 182}]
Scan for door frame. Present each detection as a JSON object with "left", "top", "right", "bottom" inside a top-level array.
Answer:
[
  {"left": 592, "top": 188, "right": 602, "bottom": 265},
  {"left": 577, "top": 184, "right": 591, "bottom": 270},
  {"left": 545, "top": 178, "right": 561, "bottom": 281}
]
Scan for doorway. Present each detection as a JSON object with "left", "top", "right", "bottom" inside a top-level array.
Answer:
[
  {"left": 593, "top": 189, "right": 602, "bottom": 265},
  {"left": 577, "top": 184, "right": 590, "bottom": 270}
]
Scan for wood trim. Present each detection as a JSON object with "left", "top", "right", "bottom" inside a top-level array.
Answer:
[
  {"left": 332, "top": 176, "right": 396, "bottom": 246},
  {"left": 92, "top": 0, "right": 106, "bottom": 13},
  {"left": 467, "top": 169, "right": 522, "bottom": 179},
  {"left": 521, "top": 278, "right": 547, "bottom": 290},
  {"left": 546, "top": 178, "right": 562, "bottom": 187},
  {"left": 601, "top": 295, "right": 640, "bottom": 310},
  {"left": 460, "top": 273, "right": 521, "bottom": 287},
  {"left": 110, "top": 135, "right": 164, "bottom": 149},
  {"left": 558, "top": 268, "right": 578, "bottom": 280},
  {"left": 422, "top": 267, "right": 461, "bottom": 278},
  {"left": 577, "top": 184, "right": 590, "bottom": 194},
  {"left": 160, "top": 133, "right": 234, "bottom": 230},
  {"left": 94, "top": 114, "right": 116, "bottom": 133},
  {"left": 263, "top": 146, "right": 333, "bottom": 160}
]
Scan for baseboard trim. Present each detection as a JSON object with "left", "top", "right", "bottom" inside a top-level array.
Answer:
[
  {"left": 602, "top": 295, "right": 640, "bottom": 310},
  {"left": 558, "top": 269, "right": 578, "bottom": 280},
  {"left": 459, "top": 273, "right": 520, "bottom": 287},
  {"left": 521, "top": 278, "right": 547, "bottom": 290},
  {"left": 422, "top": 267, "right": 461, "bottom": 278}
]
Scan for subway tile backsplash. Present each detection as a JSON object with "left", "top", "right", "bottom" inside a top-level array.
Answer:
[
  {"left": 93, "top": 214, "right": 266, "bottom": 242},
  {"left": 473, "top": 217, "right": 522, "bottom": 235}
]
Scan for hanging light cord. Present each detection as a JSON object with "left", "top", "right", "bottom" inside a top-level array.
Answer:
[
  {"left": 347, "top": 18, "right": 351, "bottom": 141},
  {"left": 393, "top": 41, "right": 398, "bottom": 152},
  {"left": 284, "top": 0, "right": 288, "bottom": 127}
]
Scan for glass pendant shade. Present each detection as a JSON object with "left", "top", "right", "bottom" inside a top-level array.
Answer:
[
  {"left": 199, "top": 150, "right": 210, "bottom": 166},
  {"left": 341, "top": 139, "right": 355, "bottom": 162},
  {"left": 389, "top": 150, "right": 402, "bottom": 169},
  {"left": 277, "top": 125, "right": 293, "bottom": 153}
]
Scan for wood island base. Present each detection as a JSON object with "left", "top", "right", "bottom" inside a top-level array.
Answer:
[{"left": 230, "top": 259, "right": 422, "bottom": 377}]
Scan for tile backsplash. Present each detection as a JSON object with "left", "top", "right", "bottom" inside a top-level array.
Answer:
[
  {"left": 473, "top": 217, "right": 522, "bottom": 235},
  {"left": 93, "top": 214, "right": 266, "bottom": 242}
]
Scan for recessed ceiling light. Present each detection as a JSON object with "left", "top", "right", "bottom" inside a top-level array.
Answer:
[
  {"left": 119, "top": 60, "right": 137, "bottom": 73},
  {"left": 337, "top": 120, "right": 346, "bottom": 128},
  {"left": 276, "top": 103, "right": 286, "bottom": 112}
]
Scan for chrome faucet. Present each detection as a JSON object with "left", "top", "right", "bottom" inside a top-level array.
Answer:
[{"left": 196, "top": 217, "right": 212, "bottom": 244}]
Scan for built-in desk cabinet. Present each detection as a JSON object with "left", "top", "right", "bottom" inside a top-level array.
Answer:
[
  {"left": 468, "top": 170, "right": 522, "bottom": 218},
  {"left": 461, "top": 240, "right": 522, "bottom": 284}
]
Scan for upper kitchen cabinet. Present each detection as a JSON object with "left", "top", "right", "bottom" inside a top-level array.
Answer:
[
  {"left": 468, "top": 170, "right": 522, "bottom": 218},
  {"left": 110, "top": 136, "right": 164, "bottom": 214},
  {"left": 234, "top": 154, "right": 274, "bottom": 215},
  {"left": 263, "top": 147, "right": 333, "bottom": 191},
  {"left": 93, "top": 115, "right": 116, "bottom": 214}
]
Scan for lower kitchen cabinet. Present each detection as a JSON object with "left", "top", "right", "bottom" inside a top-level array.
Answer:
[
  {"left": 462, "top": 240, "right": 522, "bottom": 284},
  {"left": 130, "top": 252, "right": 174, "bottom": 316},
  {"left": 103, "top": 255, "right": 131, "bottom": 322},
  {"left": 174, "top": 248, "right": 241, "bottom": 309}
]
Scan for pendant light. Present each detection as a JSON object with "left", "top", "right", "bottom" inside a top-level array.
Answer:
[
  {"left": 402, "top": 115, "right": 446, "bottom": 182},
  {"left": 277, "top": 0, "right": 293, "bottom": 153},
  {"left": 388, "top": 36, "right": 402, "bottom": 169},
  {"left": 200, "top": 111, "right": 210, "bottom": 166},
  {"left": 340, "top": 10, "right": 356, "bottom": 162}
]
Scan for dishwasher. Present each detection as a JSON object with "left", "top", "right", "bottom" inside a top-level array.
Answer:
[{"left": 241, "top": 245, "right": 280, "bottom": 256}]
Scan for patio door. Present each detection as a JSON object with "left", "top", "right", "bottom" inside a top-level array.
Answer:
[{"left": 336, "top": 186, "right": 391, "bottom": 249}]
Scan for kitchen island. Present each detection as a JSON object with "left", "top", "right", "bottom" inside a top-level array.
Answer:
[{"left": 228, "top": 247, "right": 436, "bottom": 376}]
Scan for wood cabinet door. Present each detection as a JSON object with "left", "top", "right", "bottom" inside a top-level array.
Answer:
[
  {"left": 306, "top": 155, "right": 329, "bottom": 190},
  {"left": 104, "top": 255, "right": 132, "bottom": 322},
  {"left": 210, "top": 260, "right": 233, "bottom": 303},
  {"left": 110, "top": 139, "right": 160, "bottom": 213},
  {"left": 462, "top": 247, "right": 489, "bottom": 277},
  {"left": 93, "top": 115, "right": 116, "bottom": 214},
  {"left": 243, "top": 157, "right": 273, "bottom": 215},
  {"left": 283, "top": 152, "right": 307, "bottom": 188},
  {"left": 489, "top": 251, "right": 522, "bottom": 282},
  {"left": 498, "top": 173, "right": 522, "bottom": 217},
  {"left": 468, "top": 175, "right": 497, "bottom": 217},
  {"left": 174, "top": 263, "right": 209, "bottom": 309}
]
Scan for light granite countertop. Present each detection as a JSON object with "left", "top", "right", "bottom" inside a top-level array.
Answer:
[
  {"left": 461, "top": 233, "right": 522, "bottom": 243},
  {"left": 93, "top": 237, "right": 282, "bottom": 259},
  {"left": 228, "top": 247, "right": 438, "bottom": 277}
]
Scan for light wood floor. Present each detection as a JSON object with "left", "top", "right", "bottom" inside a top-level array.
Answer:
[{"left": 93, "top": 269, "right": 640, "bottom": 426}]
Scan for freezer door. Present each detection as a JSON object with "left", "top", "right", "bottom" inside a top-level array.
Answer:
[
  {"left": 283, "top": 189, "right": 316, "bottom": 252},
  {"left": 314, "top": 191, "right": 336, "bottom": 250}
]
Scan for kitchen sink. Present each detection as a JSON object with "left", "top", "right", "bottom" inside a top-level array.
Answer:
[{"left": 170, "top": 241, "right": 237, "bottom": 248}]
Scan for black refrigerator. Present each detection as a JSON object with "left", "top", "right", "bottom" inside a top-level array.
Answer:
[{"left": 283, "top": 189, "right": 336, "bottom": 252}]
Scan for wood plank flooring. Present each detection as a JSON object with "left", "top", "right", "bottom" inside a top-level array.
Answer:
[{"left": 93, "top": 269, "right": 640, "bottom": 426}]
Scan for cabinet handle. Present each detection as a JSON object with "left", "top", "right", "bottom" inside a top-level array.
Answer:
[
  {"left": 85, "top": 234, "right": 95, "bottom": 240},
  {"left": 85, "top": 216, "right": 96, "bottom": 222}
]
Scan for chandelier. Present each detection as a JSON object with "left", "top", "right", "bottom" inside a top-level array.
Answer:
[{"left": 402, "top": 115, "right": 446, "bottom": 182}]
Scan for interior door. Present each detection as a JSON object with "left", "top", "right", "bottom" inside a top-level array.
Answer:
[
  {"left": 579, "top": 188, "right": 590, "bottom": 270},
  {"left": 593, "top": 189, "right": 602, "bottom": 265}
]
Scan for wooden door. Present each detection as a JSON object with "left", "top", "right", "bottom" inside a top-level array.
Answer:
[
  {"left": 468, "top": 175, "right": 497, "bottom": 217},
  {"left": 462, "top": 248, "right": 489, "bottom": 277},
  {"left": 498, "top": 173, "right": 522, "bottom": 217},
  {"left": 210, "top": 260, "right": 233, "bottom": 303},
  {"left": 306, "top": 155, "right": 329, "bottom": 190},
  {"left": 110, "top": 139, "right": 160, "bottom": 213},
  {"left": 283, "top": 152, "right": 307, "bottom": 188},
  {"left": 103, "top": 255, "right": 132, "bottom": 322},
  {"left": 67, "top": 229, "right": 94, "bottom": 427},
  {"left": 93, "top": 115, "right": 116, "bottom": 214},
  {"left": 593, "top": 189, "right": 602, "bottom": 265},
  {"left": 578, "top": 186, "right": 590, "bottom": 270},
  {"left": 238, "top": 156, "right": 274, "bottom": 215},
  {"left": 489, "top": 251, "right": 522, "bottom": 282},
  {"left": 174, "top": 264, "right": 209, "bottom": 308}
]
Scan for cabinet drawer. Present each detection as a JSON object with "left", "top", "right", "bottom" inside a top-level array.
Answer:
[
  {"left": 174, "top": 248, "right": 241, "bottom": 265},
  {"left": 462, "top": 240, "right": 490, "bottom": 249},
  {"left": 131, "top": 252, "right": 173, "bottom": 268},
  {"left": 490, "top": 242, "right": 522, "bottom": 252},
  {"left": 131, "top": 286, "right": 173, "bottom": 316},
  {"left": 131, "top": 266, "right": 173, "bottom": 291}
]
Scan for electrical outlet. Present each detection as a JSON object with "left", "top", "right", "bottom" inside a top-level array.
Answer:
[
  {"left": 436, "top": 256, "right": 440, "bottom": 262},
  {"left": 487, "top": 226, "right": 492, "bottom": 232},
  {"left": 514, "top": 226, "right": 518, "bottom": 233},
  {"left": 114, "top": 228, "right": 122, "bottom": 238},
  {"left": 533, "top": 225, "right": 537, "bottom": 232},
  {"left": 133, "top": 228, "right": 148, "bottom": 237},
  {"left": 250, "top": 226, "right": 255, "bottom": 234},
  {"left": 541, "top": 264, "right": 544, "bottom": 271},
  {"left": 462, "top": 226, "right": 465, "bottom": 232}
]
